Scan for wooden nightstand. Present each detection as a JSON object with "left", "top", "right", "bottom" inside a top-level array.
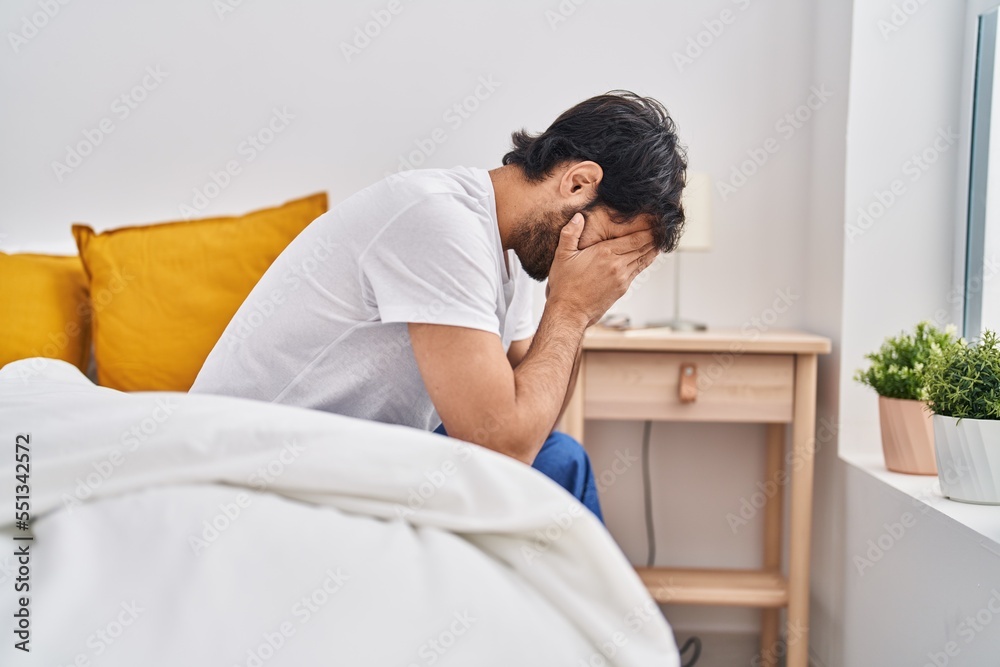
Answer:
[{"left": 562, "top": 327, "right": 831, "bottom": 667}]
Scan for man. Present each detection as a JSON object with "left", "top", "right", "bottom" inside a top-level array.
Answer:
[{"left": 191, "top": 91, "right": 687, "bottom": 521}]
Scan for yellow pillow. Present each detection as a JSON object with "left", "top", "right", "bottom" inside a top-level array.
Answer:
[
  {"left": 73, "top": 192, "right": 328, "bottom": 391},
  {"left": 0, "top": 252, "right": 91, "bottom": 373}
]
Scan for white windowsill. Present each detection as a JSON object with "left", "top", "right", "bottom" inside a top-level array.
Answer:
[{"left": 839, "top": 450, "right": 1000, "bottom": 551}]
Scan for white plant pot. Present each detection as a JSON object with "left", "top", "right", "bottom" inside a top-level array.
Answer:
[{"left": 933, "top": 415, "right": 1000, "bottom": 505}]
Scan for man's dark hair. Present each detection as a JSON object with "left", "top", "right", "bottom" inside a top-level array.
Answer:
[{"left": 502, "top": 90, "right": 687, "bottom": 252}]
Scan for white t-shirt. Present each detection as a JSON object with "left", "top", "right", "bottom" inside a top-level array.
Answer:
[{"left": 190, "top": 167, "right": 536, "bottom": 431}]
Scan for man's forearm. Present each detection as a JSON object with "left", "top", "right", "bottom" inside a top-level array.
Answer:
[
  {"left": 506, "top": 300, "right": 588, "bottom": 461},
  {"left": 554, "top": 345, "right": 583, "bottom": 431}
]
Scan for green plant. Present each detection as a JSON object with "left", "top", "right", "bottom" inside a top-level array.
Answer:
[
  {"left": 926, "top": 330, "right": 1000, "bottom": 420},
  {"left": 854, "top": 321, "right": 961, "bottom": 401}
]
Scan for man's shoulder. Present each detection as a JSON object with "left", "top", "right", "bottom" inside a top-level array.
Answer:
[
  {"left": 379, "top": 167, "right": 492, "bottom": 215},
  {"left": 362, "top": 168, "right": 495, "bottom": 241}
]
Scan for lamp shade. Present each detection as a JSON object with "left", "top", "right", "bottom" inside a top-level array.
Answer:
[{"left": 677, "top": 172, "right": 713, "bottom": 252}]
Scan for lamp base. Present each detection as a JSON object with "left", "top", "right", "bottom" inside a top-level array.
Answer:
[{"left": 644, "top": 319, "right": 708, "bottom": 332}]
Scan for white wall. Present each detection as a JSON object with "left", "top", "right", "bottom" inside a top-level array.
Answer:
[
  {"left": 839, "top": 0, "right": 967, "bottom": 463},
  {"left": 2, "top": 0, "right": 822, "bottom": 637},
  {"left": 835, "top": 0, "right": 1000, "bottom": 665},
  {"left": 842, "top": 466, "right": 1000, "bottom": 665}
]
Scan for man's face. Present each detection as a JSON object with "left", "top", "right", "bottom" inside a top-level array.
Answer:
[{"left": 511, "top": 203, "right": 653, "bottom": 281}]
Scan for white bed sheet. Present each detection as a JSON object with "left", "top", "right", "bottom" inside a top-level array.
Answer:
[{"left": 0, "top": 359, "right": 679, "bottom": 666}]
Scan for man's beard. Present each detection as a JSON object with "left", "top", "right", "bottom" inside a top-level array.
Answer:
[{"left": 509, "top": 206, "right": 576, "bottom": 281}]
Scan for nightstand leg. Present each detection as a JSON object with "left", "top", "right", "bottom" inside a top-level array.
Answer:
[
  {"left": 787, "top": 354, "right": 818, "bottom": 667},
  {"left": 759, "top": 423, "right": 785, "bottom": 667}
]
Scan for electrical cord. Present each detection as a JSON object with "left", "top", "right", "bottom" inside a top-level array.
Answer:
[
  {"left": 642, "top": 421, "right": 702, "bottom": 667},
  {"left": 642, "top": 420, "right": 656, "bottom": 568},
  {"left": 679, "top": 636, "right": 703, "bottom": 667}
]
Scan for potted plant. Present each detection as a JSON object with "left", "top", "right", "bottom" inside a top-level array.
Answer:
[
  {"left": 926, "top": 330, "right": 1000, "bottom": 504},
  {"left": 854, "top": 322, "right": 960, "bottom": 475}
]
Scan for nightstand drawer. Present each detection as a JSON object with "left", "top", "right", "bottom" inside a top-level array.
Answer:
[{"left": 584, "top": 351, "right": 795, "bottom": 423}]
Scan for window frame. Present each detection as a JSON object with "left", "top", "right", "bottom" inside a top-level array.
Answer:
[{"left": 963, "top": 0, "right": 1000, "bottom": 337}]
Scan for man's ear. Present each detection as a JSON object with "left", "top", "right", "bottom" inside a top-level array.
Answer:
[{"left": 558, "top": 161, "right": 603, "bottom": 206}]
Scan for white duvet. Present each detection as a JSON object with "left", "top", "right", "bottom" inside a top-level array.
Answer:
[{"left": 0, "top": 359, "right": 679, "bottom": 666}]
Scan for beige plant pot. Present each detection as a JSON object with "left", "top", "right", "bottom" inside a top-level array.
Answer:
[{"left": 878, "top": 396, "right": 937, "bottom": 475}]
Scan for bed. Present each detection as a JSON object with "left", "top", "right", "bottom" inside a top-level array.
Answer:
[{"left": 0, "top": 358, "right": 680, "bottom": 666}]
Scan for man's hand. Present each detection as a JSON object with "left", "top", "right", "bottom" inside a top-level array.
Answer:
[{"left": 546, "top": 213, "right": 658, "bottom": 326}]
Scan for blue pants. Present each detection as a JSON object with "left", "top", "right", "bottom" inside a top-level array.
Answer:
[{"left": 433, "top": 424, "right": 603, "bottom": 522}]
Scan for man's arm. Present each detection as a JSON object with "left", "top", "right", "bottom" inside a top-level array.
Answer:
[
  {"left": 508, "top": 334, "right": 580, "bottom": 431},
  {"left": 555, "top": 345, "right": 583, "bottom": 430},
  {"left": 506, "top": 337, "right": 532, "bottom": 369},
  {"left": 409, "top": 214, "right": 657, "bottom": 464},
  {"left": 410, "top": 305, "right": 584, "bottom": 463}
]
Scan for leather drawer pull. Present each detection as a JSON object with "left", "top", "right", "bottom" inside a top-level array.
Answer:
[{"left": 679, "top": 363, "right": 698, "bottom": 403}]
